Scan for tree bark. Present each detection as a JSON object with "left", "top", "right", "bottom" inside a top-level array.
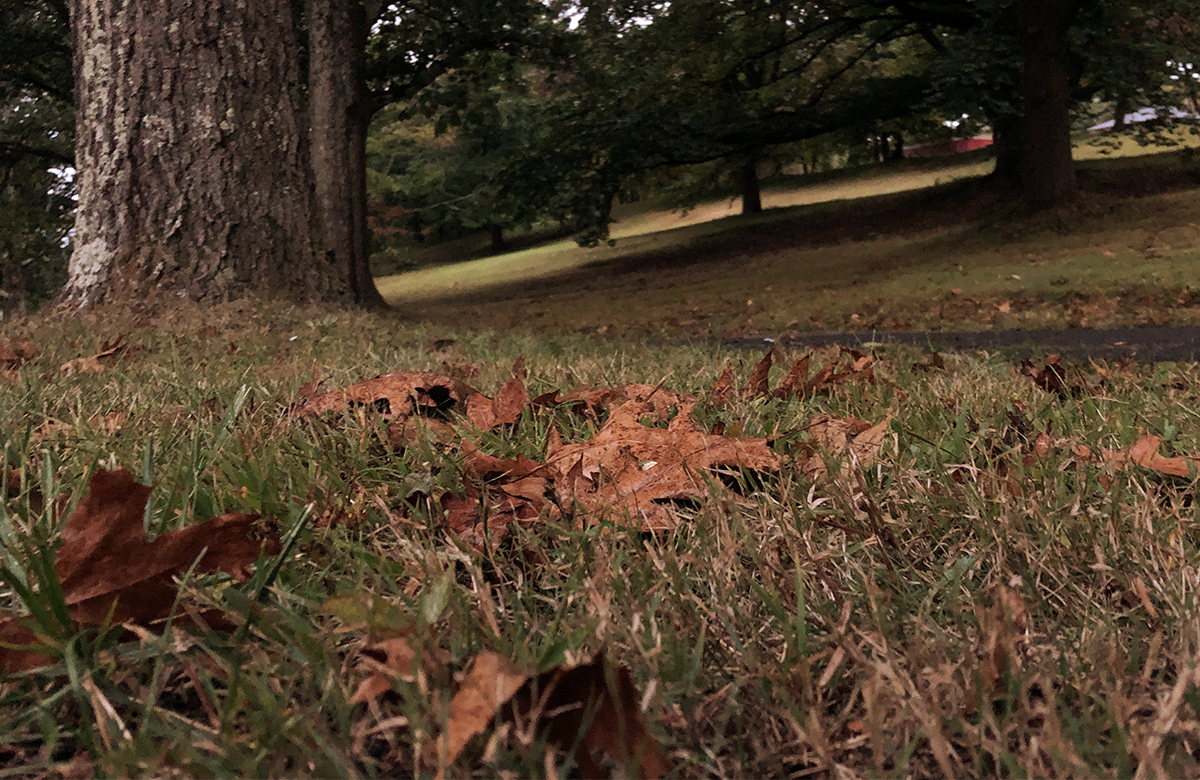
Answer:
[
  {"left": 488, "top": 223, "right": 505, "bottom": 254},
  {"left": 1018, "top": 0, "right": 1081, "bottom": 208},
  {"left": 739, "top": 156, "right": 762, "bottom": 215},
  {"left": 307, "top": 0, "right": 386, "bottom": 307},
  {"left": 990, "top": 112, "right": 1023, "bottom": 185},
  {"left": 61, "top": 0, "right": 346, "bottom": 308}
]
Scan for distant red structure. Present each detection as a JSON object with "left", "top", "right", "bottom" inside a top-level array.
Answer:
[{"left": 904, "top": 137, "right": 993, "bottom": 158}]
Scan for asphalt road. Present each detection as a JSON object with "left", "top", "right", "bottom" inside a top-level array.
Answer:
[{"left": 725, "top": 325, "right": 1200, "bottom": 363}]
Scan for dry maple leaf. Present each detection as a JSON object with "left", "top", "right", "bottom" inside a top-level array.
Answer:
[
  {"left": 707, "top": 366, "right": 736, "bottom": 407},
  {"left": 438, "top": 442, "right": 554, "bottom": 547},
  {"left": 0, "top": 468, "right": 278, "bottom": 673},
  {"left": 548, "top": 400, "right": 779, "bottom": 530},
  {"left": 798, "top": 414, "right": 892, "bottom": 480},
  {"left": 293, "top": 370, "right": 465, "bottom": 420},
  {"left": 553, "top": 384, "right": 697, "bottom": 423},
  {"left": 1106, "top": 434, "right": 1198, "bottom": 478},
  {"left": 975, "top": 582, "right": 1030, "bottom": 698},
  {"left": 60, "top": 335, "right": 129, "bottom": 376},
  {"left": 743, "top": 348, "right": 776, "bottom": 399},
  {"left": 350, "top": 637, "right": 421, "bottom": 705},
  {"left": 0, "top": 337, "right": 37, "bottom": 376},
  {"left": 429, "top": 651, "right": 668, "bottom": 779},
  {"left": 464, "top": 375, "right": 529, "bottom": 430}
]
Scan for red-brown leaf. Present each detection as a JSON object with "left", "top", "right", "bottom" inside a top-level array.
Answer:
[{"left": 0, "top": 469, "right": 278, "bottom": 673}]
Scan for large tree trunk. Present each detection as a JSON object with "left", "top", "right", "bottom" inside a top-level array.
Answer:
[
  {"left": 60, "top": 0, "right": 345, "bottom": 308},
  {"left": 308, "top": 0, "right": 386, "bottom": 308},
  {"left": 1018, "top": 0, "right": 1080, "bottom": 208},
  {"left": 739, "top": 155, "right": 762, "bottom": 215},
  {"left": 990, "top": 112, "right": 1024, "bottom": 186}
]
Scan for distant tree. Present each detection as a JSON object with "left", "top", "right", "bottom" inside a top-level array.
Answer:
[
  {"left": 0, "top": 0, "right": 73, "bottom": 314},
  {"left": 503, "top": 0, "right": 942, "bottom": 240},
  {"left": 61, "top": 0, "right": 346, "bottom": 307}
]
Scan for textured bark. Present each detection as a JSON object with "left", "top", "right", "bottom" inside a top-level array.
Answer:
[
  {"left": 739, "top": 156, "right": 762, "bottom": 215},
  {"left": 1019, "top": 0, "right": 1080, "bottom": 207},
  {"left": 62, "top": 0, "right": 346, "bottom": 308},
  {"left": 308, "top": 0, "right": 385, "bottom": 307},
  {"left": 990, "top": 112, "right": 1023, "bottom": 185}
]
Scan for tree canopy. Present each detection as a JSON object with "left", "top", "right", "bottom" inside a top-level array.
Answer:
[{"left": 2, "top": 0, "right": 1198, "bottom": 307}]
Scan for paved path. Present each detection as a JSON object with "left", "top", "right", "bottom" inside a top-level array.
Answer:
[{"left": 726, "top": 326, "right": 1200, "bottom": 363}]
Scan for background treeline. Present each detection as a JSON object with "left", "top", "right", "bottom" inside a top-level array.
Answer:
[{"left": 3, "top": 0, "right": 1199, "bottom": 306}]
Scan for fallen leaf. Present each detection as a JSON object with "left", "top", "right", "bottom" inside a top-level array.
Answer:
[
  {"left": 61, "top": 335, "right": 129, "bottom": 376},
  {"left": 743, "top": 349, "right": 774, "bottom": 399},
  {"left": 772, "top": 354, "right": 811, "bottom": 399},
  {"left": 975, "top": 582, "right": 1029, "bottom": 698},
  {"left": 504, "top": 652, "right": 669, "bottom": 779},
  {"left": 0, "top": 468, "right": 278, "bottom": 673},
  {"left": 432, "top": 651, "right": 531, "bottom": 769},
  {"left": 707, "top": 366, "right": 736, "bottom": 407},
  {"left": 430, "top": 652, "right": 668, "bottom": 779},
  {"left": 350, "top": 637, "right": 420, "bottom": 705},
  {"left": 1121, "top": 434, "right": 1196, "bottom": 478},
  {"left": 294, "top": 371, "right": 465, "bottom": 421},
  {"left": 548, "top": 400, "right": 778, "bottom": 530},
  {"left": 799, "top": 414, "right": 891, "bottom": 480}
]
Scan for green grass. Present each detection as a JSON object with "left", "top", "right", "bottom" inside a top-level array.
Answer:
[
  {"left": 380, "top": 141, "right": 1200, "bottom": 340},
  {"left": 3, "top": 303, "right": 1200, "bottom": 776}
]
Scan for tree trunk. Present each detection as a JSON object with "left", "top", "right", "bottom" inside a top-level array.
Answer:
[
  {"left": 739, "top": 156, "right": 762, "bottom": 215},
  {"left": 1018, "top": 0, "right": 1080, "bottom": 208},
  {"left": 488, "top": 224, "right": 505, "bottom": 253},
  {"left": 308, "top": 0, "right": 386, "bottom": 308},
  {"left": 61, "top": 0, "right": 345, "bottom": 308},
  {"left": 990, "top": 112, "right": 1024, "bottom": 185}
]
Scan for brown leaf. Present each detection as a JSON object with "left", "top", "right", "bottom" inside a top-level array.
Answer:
[
  {"left": 350, "top": 637, "right": 420, "bottom": 705},
  {"left": 430, "top": 652, "right": 668, "bottom": 779},
  {"left": 1126, "top": 434, "right": 1194, "bottom": 478},
  {"left": 464, "top": 374, "right": 529, "bottom": 431},
  {"left": 0, "top": 337, "right": 36, "bottom": 371},
  {"left": 432, "top": 651, "right": 531, "bottom": 769},
  {"left": 547, "top": 400, "right": 778, "bottom": 530},
  {"left": 505, "top": 653, "right": 669, "bottom": 779},
  {"left": 556, "top": 384, "right": 697, "bottom": 422},
  {"left": 976, "top": 582, "right": 1029, "bottom": 698},
  {"left": 743, "top": 349, "right": 774, "bottom": 399},
  {"left": 799, "top": 414, "right": 891, "bottom": 480},
  {"left": 772, "top": 354, "right": 811, "bottom": 400},
  {"left": 0, "top": 469, "right": 278, "bottom": 673},
  {"left": 60, "top": 335, "right": 129, "bottom": 376},
  {"left": 298, "top": 367, "right": 323, "bottom": 398},
  {"left": 707, "top": 366, "right": 736, "bottom": 407},
  {"left": 293, "top": 371, "right": 463, "bottom": 420}
]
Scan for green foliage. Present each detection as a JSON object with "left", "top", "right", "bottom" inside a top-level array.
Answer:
[
  {"left": 0, "top": 1, "right": 73, "bottom": 313},
  {"left": 367, "top": 52, "right": 554, "bottom": 266}
]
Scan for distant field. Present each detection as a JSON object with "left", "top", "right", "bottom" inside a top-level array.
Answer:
[
  {"left": 375, "top": 155, "right": 995, "bottom": 303},
  {"left": 379, "top": 138, "right": 1200, "bottom": 339}
]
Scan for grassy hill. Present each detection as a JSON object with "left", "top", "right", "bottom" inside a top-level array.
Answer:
[{"left": 379, "top": 140, "right": 1200, "bottom": 340}]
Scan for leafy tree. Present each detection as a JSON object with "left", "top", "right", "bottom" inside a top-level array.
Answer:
[
  {"left": 367, "top": 56, "right": 549, "bottom": 259},
  {"left": 0, "top": 0, "right": 73, "bottom": 314}
]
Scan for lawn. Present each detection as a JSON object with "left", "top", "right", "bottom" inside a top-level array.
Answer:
[
  {"left": 380, "top": 141, "right": 1200, "bottom": 341},
  {"left": 2, "top": 141, "right": 1200, "bottom": 777},
  {"left": 2, "top": 296, "right": 1200, "bottom": 776}
]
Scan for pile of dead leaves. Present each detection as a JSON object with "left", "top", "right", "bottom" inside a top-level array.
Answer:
[{"left": 292, "top": 351, "right": 889, "bottom": 547}]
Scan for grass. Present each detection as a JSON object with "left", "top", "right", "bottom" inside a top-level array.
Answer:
[
  {"left": 380, "top": 141, "right": 1200, "bottom": 340},
  {"left": 3, "top": 301, "right": 1200, "bottom": 777}
]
